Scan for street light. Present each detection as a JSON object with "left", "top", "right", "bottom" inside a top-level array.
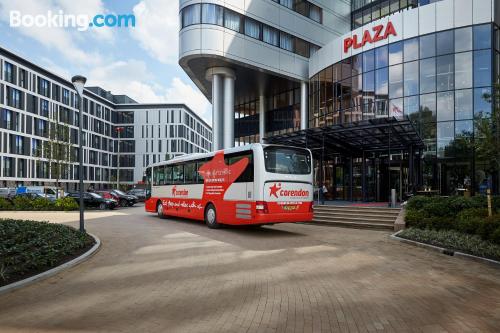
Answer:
[
  {"left": 72, "top": 75, "right": 87, "bottom": 233},
  {"left": 115, "top": 127, "right": 124, "bottom": 190}
]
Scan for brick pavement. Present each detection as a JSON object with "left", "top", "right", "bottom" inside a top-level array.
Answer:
[{"left": 0, "top": 206, "right": 499, "bottom": 332}]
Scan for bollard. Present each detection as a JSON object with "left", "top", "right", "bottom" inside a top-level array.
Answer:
[{"left": 391, "top": 188, "right": 396, "bottom": 207}]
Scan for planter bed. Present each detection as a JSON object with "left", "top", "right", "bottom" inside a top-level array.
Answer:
[{"left": 0, "top": 218, "right": 95, "bottom": 287}]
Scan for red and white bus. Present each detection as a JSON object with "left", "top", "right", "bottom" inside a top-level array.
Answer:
[{"left": 144, "top": 144, "right": 314, "bottom": 228}]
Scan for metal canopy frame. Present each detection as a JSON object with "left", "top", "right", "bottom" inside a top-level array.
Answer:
[{"left": 265, "top": 117, "right": 424, "bottom": 156}]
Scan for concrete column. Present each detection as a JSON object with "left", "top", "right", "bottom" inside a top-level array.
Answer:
[
  {"left": 300, "top": 81, "right": 308, "bottom": 130},
  {"left": 259, "top": 94, "right": 265, "bottom": 143},
  {"left": 211, "top": 73, "right": 223, "bottom": 151},
  {"left": 223, "top": 75, "right": 235, "bottom": 149}
]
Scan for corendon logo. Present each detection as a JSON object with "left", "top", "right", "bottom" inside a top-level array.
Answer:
[
  {"left": 269, "top": 183, "right": 310, "bottom": 198},
  {"left": 171, "top": 185, "right": 188, "bottom": 197},
  {"left": 343, "top": 21, "right": 397, "bottom": 53}
]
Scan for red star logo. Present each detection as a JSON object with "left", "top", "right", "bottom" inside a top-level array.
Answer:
[{"left": 269, "top": 183, "right": 281, "bottom": 198}]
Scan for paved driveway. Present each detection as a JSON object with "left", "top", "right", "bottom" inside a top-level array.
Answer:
[{"left": 0, "top": 206, "right": 499, "bottom": 332}]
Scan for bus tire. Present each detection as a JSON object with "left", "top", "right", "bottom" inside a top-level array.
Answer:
[
  {"left": 157, "top": 201, "right": 165, "bottom": 219},
  {"left": 205, "top": 204, "right": 220, "bottom": 229}
]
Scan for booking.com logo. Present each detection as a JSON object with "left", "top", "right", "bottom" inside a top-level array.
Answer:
[{"left": 9, "top": 10, "right": 136, "bottom": 31}]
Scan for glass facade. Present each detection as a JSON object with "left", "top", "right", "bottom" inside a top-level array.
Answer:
[
  {"left": 180, "top": 4, "right": 320, "bottom": 58},
  {"left": 309, "top": 24, "right": 499, "bottom": 198}
]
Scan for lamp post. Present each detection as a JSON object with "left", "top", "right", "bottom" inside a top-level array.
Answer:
[
  {"left": 115, "top": 126, "right": 124, "bottom": 190},
  {"left": 72, "top": 75, "right": 87, "bottom": 233}
]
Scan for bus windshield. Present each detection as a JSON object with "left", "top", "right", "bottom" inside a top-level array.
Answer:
[{"left": 263, "top": 146, "right": 311, "bottom": 175}]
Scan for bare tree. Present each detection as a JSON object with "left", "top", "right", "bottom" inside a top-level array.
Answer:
[{"left": 44, "top": 112, "right": 72, "bottom": 198}]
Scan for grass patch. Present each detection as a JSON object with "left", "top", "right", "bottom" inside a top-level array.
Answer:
[
  {"left": 398, "top": 227, "right": 500, "bottom": 262},
  {"left": 0, "top": 218, "right": 95, "bottom": 287}
]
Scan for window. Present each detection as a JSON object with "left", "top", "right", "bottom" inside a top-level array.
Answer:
[
  {"left": 295, "top": 38, "right": 310, "bottom": 58},
  {"left": 182, "top": 4, "right": 201, "bottom": 27},
  {"left": 420, "top": 93, "right": 436, "bottom": 123},
  {"left": 389, "top": 64, "right": 403, "bottom": 98},
  {"left": 264, "top": 147, "right": 310, "bottom": 174},
  {"left": 420, "top": 34, "right": 435, "bottom": 59},
  {"left": 280, "top": 32, "right": 293, "bottom": 52},
  {"left": 474, "top": 87, "right": 491, "bottom": 117},
  {"left": 244, "top": 17, "right": 261, "bottom": 39},
  {"left": 375, "top": 68, "right": 388, "bottom": 97},
  {"left": 263, "top": 25, "right": 279, "bottom": 46},
  {"left": 201, "top": 3, "right": 222, "bottom": 25},
  {"left": 224, "top": 9, "right": 241, "bottom": 32},
  {"left": 375, "top": 46, "right": 388, "bottom": 69},
  {"left": 437, "top": 91, "right": 454, "bottom": 121},
  {"left": 436, "top": 55, "right": 454, "bottom": 91},
  {"left": 38, "top": 77, "right": 50, "bottom": 97},
  {"left": 474, "top": 24, "right": 491, "bottom": 50},
  {"left": 4, "top": 62, "right": 15, "bottom": 83},
  {"left": 309, "top": 4, "right": 321, "bottom": 23},
  {"left": 184, "top": 162, "right": 197, "bottom": 183},
  {"left": 455, "top": 89, "right": 473, "bottom": 120},
  {"left": 437, "top": 121, "right": 454, "bottom": 158},
  {"left": 473, "top": 50, "right": 491, "bottom": 87},
  {"left": 455, "top": 27, "right": 472, "bottom": 53},
  {"left": 420, "top": 58, "right": 436, "bottom": 94},
  {"left": 455, "top": 52, "right": 473, "bottom": 89},
  {"left": 404, "top": 38, "right": 419, "bottom": 62},
  {"left": 389, "top": 41, "right": 403, "bottom": 65},
  {"left": 404, "top": 61, "right": 419, "bottom": 96},
  {"left": 436, "top": 30, "right": 454, "bottom": 55},
  {"left": 172, "top": 165, "right": 184, "bottom": 184},
  {"left": 363, "top": 49, "right": 375, "bottom": 72}
]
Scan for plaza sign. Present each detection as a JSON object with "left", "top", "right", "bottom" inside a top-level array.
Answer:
[{"left": 343, "top": 21, "right": 397, "bottom": 53}]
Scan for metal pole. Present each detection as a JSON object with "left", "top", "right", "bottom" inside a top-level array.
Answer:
[
  {"left": 78, "top": 95, "right": 85, "bottom": 232},
  {"left": 117, "top": 130, "right": 120, "bottom": 189}
]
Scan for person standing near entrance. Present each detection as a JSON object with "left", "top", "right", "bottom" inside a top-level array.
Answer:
[{"left": 321, "top": 184, "right": 328, "bottom": 204}]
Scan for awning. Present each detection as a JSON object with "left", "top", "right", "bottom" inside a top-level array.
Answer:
[{"left": 265, "top": 117, "right": 424, "bottom": 156}]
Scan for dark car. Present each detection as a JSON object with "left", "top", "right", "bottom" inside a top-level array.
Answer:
[
  {"left": 67, "top": 192, "right": 117, "bottom": 210},
  {"left": 127, "top": 188, "right": 147, "bottom": 202},
  {"left": 97, "top": 190, "right": 137, "bottom": 207},
  {"left": 111, "top": 189, "right": 138, "bottom": 207}
]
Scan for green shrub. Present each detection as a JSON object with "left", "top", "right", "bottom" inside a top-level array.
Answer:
[
  {"left": 491, "top": 228, "right": 500, "bottom": 245},
  {"left": 420, "top": 199, "right": 451, "bottom": 217},
  {"left": 456, "top": 208, "right": 488, "bottom": 234},
  {"left": 54, "top": 197, "right": 78, "bottom": 211},
  {"left": 477, "top": 215, "right": 500, "bottom": 241},
  {"left": 0, "top": 198, "right": 13, "bottom": 211},
  {"left": 405, "top": 196, "right": 435, "bottom": 211},
  {"left": 12, "top": 196, "right": 33, "bottom": 210},
  {"left": 31, "top": 197, "right": 54, "bottom": 211},
  {"left": 398, "top": 227, "right": 500, "bottom": 261},
  {"left": 405, "top": 209, "right": 426, "bottom": 227},
  {"left": 0, "top": 218, "right": 95, "bottom": 285}
]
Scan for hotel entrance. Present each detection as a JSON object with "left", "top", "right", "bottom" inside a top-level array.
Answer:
[{"left": 267, "top": 117, "right": 423, "bottom": 203}]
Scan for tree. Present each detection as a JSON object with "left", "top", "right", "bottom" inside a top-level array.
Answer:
[
  {"left": 474, "top": 80, "right": 500, "bottom": 192},
  {"left": 44, "top": 114, "right": 72, "bottom": 198}
]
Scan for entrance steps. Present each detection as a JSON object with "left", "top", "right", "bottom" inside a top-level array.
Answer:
[{"left": 312, "top": 205, "right": 400, "bottom": 230}]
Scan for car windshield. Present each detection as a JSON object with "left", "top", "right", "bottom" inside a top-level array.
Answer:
[
  {"left": 113, "top": 190, "right": 126, "bottom": 195},
  {"left": 89, "top": 193, "right": 102, "bottom": 198},
  {"left": 264, "top": 146, "right": 311, "bottom": 175}
]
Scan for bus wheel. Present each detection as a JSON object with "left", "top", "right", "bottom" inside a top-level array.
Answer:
[
  {"left": 157, "top": 202, "right": 165, "bottom": 219},
  {"left": 205, "top": 204, "right": 220, "bottom": 229}
]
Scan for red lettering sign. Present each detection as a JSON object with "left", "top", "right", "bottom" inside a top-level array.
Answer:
[{"left": 343, "top": 21, "right": 397, "bottom": 53}]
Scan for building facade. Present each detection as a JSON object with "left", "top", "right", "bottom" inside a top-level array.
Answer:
[
  {"left": 179, "top": 0, "right": 500, "bottom": 201},
  {"left": 0, "top": 48, "right": 212, "bottom": 190}
]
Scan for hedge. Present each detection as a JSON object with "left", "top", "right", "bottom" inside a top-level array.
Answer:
[
  {"left": 0, "top": 218, "right": 95, "bottom": 286},
  {"left": 405, "top": 195, "right": 500, "bottom": 246},
  {"left": 0, "top": 197, "right": 78, "bottom": 211},
  {"left": 398, "top": 228, "right": 500, "bottom": 262}
]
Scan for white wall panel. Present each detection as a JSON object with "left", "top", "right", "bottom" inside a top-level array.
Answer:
[
  {"left": 473, "top": 0, "right": 492, "bottom": 24},
  {"left": 419, "top": 3, "right": 436, "bottom": 35},
  {"left": 389, "top": 11, "right": 403, "bottom": 44},
  {"left": 436, "top": 0, "right": 454, "bottom": 31},
  {"left": 454, "top": 0, "right": 473, "bottom": 27},
  {"left": 201, "top": 27, "right": 224, "bottom": 54},
  {"left": 402, "top": 8, "right": 419, "bottom": 39}
]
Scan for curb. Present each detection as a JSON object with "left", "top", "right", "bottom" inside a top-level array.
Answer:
[
  {"left": 390, "top": 231, "right": 500, "bottom": 267},
  {"left": 0, "top": 233, "right": 101, "bottom": 296}
]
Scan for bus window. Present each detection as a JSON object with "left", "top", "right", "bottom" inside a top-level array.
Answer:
[
  {"left": 225, "top": 152, "right": 253, "bottom": 182},
  {"left": 145, "top": 167, "right": 152, "bottom": 199},
  {"left": 153, "top": 166, "right": 159, "bottom": 185},
  {"left": 173, "top": 165, "right": 184, "bottom": 184},
  {"left": 264, "top": 147, "right": 311, "bottom": 174},
  {"left": 184, "top": 162, "right": 197, "bottom": 184},
  {"left": 197, "top": 160, "right": 207, "bottom": 184},
  {"left": 158, "top": 166, "right": 165, "bottom": 185},
  {"left": 165, "top": 166, "right": 173, "bottom": 185}
]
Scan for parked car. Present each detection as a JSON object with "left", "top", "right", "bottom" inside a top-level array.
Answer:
[
  {"left": 67, "top": 192, "right": 117, "bottom": 210},
  {"left": 15, "top": 192, "right": 56, "bottom": 202},
  {"left": 0, "top": 188, "right": 16, "bottom": 199},
  {"left": 127, "top": 188, "right": 147, "bottom": 201},
  {"left": 111, "top": 189, "right": 138, "bottom": 207}
]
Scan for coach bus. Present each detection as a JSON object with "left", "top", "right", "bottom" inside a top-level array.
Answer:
[{"left": 144, "top": 144, "right": 314, "bottom": 228}]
